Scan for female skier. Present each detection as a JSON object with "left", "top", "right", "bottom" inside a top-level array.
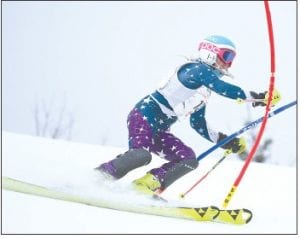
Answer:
[{"left": 96, "top": 35, "right": 280, "bottom": 195}]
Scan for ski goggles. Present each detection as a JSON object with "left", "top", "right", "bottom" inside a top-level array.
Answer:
[{"left": 199, "top": 42, "right": 236, "bottom": 65}]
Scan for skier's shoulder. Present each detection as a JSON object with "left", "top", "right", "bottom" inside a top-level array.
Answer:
[
  {"left": 177, "top": 60, "right": 220, "bottom": 81},
  {"left": 178, "top": 60, "right": 214, "bottom": 73}
]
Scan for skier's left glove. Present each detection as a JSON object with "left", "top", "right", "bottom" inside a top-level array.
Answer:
[
  {"left": 250, "top": 89, "right": 281, "bottom": 107},
  {"left": 218, "top": 133, "right": 247, "bottom": 154}
]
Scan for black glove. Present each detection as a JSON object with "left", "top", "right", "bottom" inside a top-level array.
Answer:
[
  {"left": 218, "top": 133, "right": 246, "bottom": 154},
  {"left": 250, "top": 91, "right": 267, "bottom": 107},
  {"left": 250, "top": 89, "right": 281, "bottom": 108}
]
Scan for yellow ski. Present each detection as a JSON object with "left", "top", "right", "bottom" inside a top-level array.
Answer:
[{"left": 2, "top": 176, "right": 252, "bottom": 224}]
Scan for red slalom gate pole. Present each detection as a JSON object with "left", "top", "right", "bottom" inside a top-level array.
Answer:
[{"left": 222, "top": 0, "right": 276, "bottom": 208}]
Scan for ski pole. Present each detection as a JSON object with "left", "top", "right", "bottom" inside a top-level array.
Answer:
[
  {"left": 237, "top": 98, "right": 265, "bottom": 104},
  {"left": 179, "top": 150, "right": 232, "bottom": 198},
  {"left": 237, "top": 89, "right": 281, "bottom": 105},
  {"left": 179, "top": 101, "right": 295, "bottom": 198},
  {"left": 196, "top": 100, "right": 296, "bottom": 162}
]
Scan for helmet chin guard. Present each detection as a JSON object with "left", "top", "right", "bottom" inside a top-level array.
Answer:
[{"left": 198, "top": 48, "right": 218, "bottom": 66}]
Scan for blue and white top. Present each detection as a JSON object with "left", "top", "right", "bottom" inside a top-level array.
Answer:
[{"left": 135, "top": 60, "right": 249, "bottom": 144}]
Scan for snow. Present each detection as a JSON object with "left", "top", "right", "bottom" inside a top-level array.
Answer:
[{"left": 1, "top": 131, "right": 297, "bottom": 236}]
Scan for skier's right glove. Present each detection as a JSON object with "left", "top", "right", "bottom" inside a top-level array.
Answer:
[
  {"left": 250, "top": 89, "right": 281, "bottom": 107},
  {"left": 218, "top": 133, "right": 247, "bottom": 154}
]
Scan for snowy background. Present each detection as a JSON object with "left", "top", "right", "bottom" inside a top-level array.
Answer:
[
  {"left": 2, "top": 132, "right": 297, "bottom": 235},
  {"left": 2, "top": 1, "right": 297, "bottom": 166},
  {"left": 1, "top": 1, "right": 298, "bottom": 238}
]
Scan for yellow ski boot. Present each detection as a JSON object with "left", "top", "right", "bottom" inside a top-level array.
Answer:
[{"left": 132, "top": 173, "right": 161, "bottom": 196}]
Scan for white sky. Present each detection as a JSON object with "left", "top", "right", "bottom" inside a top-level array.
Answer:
[{"left": 2, "top": 1, "right": 297, "bottom": 166}]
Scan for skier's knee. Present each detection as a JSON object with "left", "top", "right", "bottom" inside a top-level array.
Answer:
[
  {"left": 124, "top": 148, "right": 152, "bottom": 164},
  {"left": 97, "top": 148, "right": 152, "bottom": 179},
  {"left": 113, "top": 148, "right": 152, "bottom": 177},
  {"left": 159, "top": 158, "right": 199, "bottom": 189},
  {"left": 184, "top": 158, "right": 199, "bottom": 170}
]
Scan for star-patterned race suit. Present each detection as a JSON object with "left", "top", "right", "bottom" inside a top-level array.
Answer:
[{"left": 100, "top": 60, "right": 249, "bottom": 190}]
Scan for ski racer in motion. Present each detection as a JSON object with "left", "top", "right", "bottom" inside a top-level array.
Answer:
[{"left": 96, "top": 35, "right": 281, "bottom": 195}]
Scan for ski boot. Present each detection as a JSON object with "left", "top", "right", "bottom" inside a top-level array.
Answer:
[
  {"left": 132, "top": 158, "right": 199, "bottom": 195},
  {"left": 132, "top": 173, "right": 161, "bottom": 196}
]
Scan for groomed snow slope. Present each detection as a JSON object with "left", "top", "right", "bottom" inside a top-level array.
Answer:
[{"left": 2, "top": 132, "right": 297, "bottom": 234}]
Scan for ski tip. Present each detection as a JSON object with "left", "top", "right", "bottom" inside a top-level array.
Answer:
[
  {"left": 243, "top": 208, "right": 253, "bottom": 224},
  {"left": 214, "top": 208, "right": 253, "bottom": 225}
]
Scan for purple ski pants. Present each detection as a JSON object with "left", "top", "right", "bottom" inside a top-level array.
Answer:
[{"left": 127, "top": 108, "right": 196, "bottom": 182}]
